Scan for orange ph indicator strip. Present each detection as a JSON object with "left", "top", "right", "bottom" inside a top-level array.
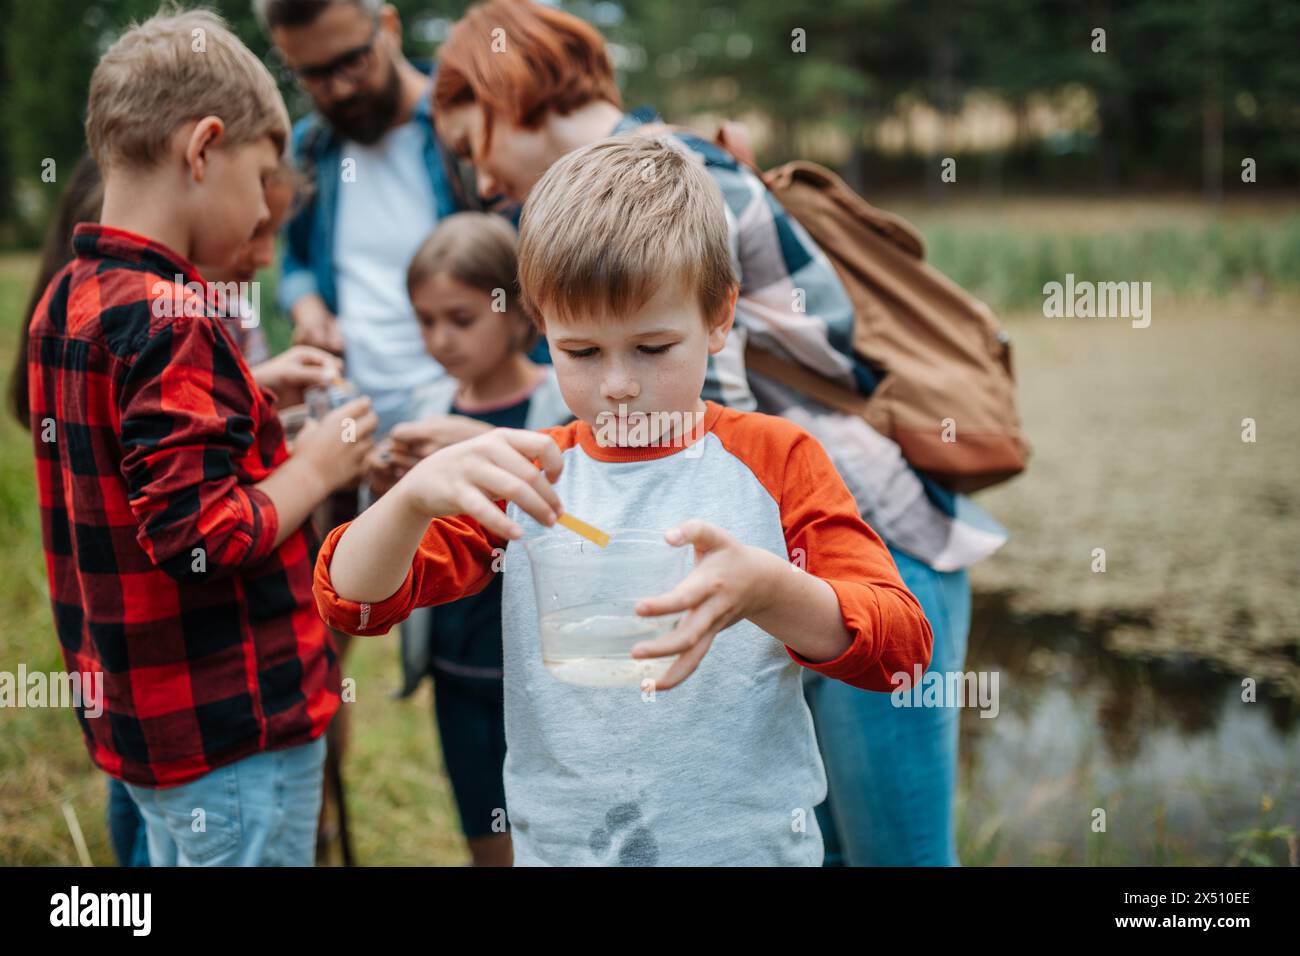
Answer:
[{"left": 556, "top": 513, "right": 610, "bottom": 548}]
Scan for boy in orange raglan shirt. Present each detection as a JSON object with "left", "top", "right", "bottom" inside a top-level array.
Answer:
[{"left": 314, "top": 134, "right": 932, "bottom": 866}]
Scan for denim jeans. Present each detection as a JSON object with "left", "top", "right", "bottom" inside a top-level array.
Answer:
[
  {"left": 107, "top": 777, "right": 150, "bottom": 867},
  {"left": 124, "top": 736, "right": 326, "bottom": 867},
  {"left": 803, "top": 544, "right": 971, "bottom": 866}
]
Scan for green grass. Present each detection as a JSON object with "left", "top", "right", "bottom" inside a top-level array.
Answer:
[
  {"left": 0, "top": 254, "right": 93, "bottom": 864},
  {"left": 890, "top": 195, "right": 1300, "bottom": 312}
]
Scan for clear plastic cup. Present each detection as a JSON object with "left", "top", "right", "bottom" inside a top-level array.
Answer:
[{"left": 522, "top": 528, "right": 691, "bottom": 688}]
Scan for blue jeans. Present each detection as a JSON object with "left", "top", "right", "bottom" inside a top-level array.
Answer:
[
  {"left": 107, "top": 777, "right": 150, "bottom": 867},
  {"left": 124, "top": 736, "right": 326, "bottom": 866},
  {"left": 803, "top": 544, "right": 971, "bottom": 866}
]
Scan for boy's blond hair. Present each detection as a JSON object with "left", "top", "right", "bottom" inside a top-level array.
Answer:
[
  {"left": 86, "top": 7, "right": 289, "bottom": 170},
  {"left": 517, "top": 133, "right": 737, "bottom": 329}
]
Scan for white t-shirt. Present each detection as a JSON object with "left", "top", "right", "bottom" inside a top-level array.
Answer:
[{"left": 333, "top": 120, "right": 444, "bottom": 433}]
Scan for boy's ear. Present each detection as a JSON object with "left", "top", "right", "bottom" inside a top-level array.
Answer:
[
  {"left": 707, "top": 287, "right": 740, "bottom": 353},
  {"left": 184, "top": 116, "right": 226, "bottom": 183}
]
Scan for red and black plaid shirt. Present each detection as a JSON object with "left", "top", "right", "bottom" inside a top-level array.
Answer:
[{"left": 28, "top": 224, "right": 339, "bottom": 788}]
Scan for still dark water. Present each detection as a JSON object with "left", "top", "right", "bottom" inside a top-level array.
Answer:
[{"left": 957, "top": 591, "right": 1299, "bottom": 865}]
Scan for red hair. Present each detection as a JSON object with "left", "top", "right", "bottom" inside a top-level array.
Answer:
[{"left": 434, "top": 0, "right": 621, "bottom": 153}]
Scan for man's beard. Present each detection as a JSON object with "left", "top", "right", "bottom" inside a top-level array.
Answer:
[{"left": 320, "top": 61, "right": 402, "bottom": 145}]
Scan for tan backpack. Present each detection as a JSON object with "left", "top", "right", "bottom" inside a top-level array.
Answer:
[{"left": 710, "top": 123, "right": 1030, "bottom": 493}]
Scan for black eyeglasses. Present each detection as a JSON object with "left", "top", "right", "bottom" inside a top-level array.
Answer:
[{"left": 289, "top": 25, "right": 381, "bottom": 90}]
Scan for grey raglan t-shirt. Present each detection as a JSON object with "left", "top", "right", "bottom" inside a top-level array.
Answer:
[{"left": 315, "top": 400, "right": 934, "bottom": 865}]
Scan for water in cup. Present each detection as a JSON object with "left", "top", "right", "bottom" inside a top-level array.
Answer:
[
  {"left": 539, "top": 599, "right": 682, "bottom": 687},
  {"left": 523, "top": 528, "right": 691, "bottom": 689}
]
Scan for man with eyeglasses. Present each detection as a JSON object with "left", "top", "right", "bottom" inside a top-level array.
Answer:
[
  {"left": 257, "top": 0, "right": 463, "bottom": 436},
  {"left": 255, "top": 0, "right": 465, "bottom": 865}
]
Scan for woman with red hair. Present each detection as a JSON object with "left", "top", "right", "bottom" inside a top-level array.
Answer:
[
  {"left": 434, "top": 0, "right": 624, "bottom": 202},
  {"left": 434, "top": 0, "right": 1003, "bottom": 868}
]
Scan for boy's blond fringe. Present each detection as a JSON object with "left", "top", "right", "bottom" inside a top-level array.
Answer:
[
  {"left": 517, "top": 133, "right": 737, "bottom": 330},
  {"left": 86, "top": 5, "right": 289, "bottom": 171}
]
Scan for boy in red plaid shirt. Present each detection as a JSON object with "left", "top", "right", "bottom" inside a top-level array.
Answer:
[{"left": 27, "top": 9, "right": 376, "bottom": 865}]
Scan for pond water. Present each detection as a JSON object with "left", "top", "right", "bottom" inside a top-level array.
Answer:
[{"left": 957, "top": 590, "right": 1299, "bottom": 865}]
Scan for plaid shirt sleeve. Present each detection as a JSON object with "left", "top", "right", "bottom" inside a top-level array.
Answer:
[{"left": 117, "top": 307, "right": 281, "bottom": 581}]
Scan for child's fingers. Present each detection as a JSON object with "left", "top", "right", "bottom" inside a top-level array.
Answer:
[
  {"left": 468, "top": 460, "right": 558, "bottom": 529},
  {"left": 646, "top": 631, "right": 718, "bottom": 692},
  {"left": 380, "top": 444, "right": 420, "bottom": 470},
  {"left": 387, "top": 422, "right": 416, "bottom": 444},
  {"left": 330, "top": 395, "right": 373, "bottom": 425},
  {"left": 482, "top": 441, "right": 564, "bottom": 516},
  {"left": 388, "top": 419, "right": 435, "bottom": 446},
  {"left": 634, "top": 575, "right": 711, "bottom": 618},
  {"left": 293, "top": 346, "right": 340, "bottom": 369},
  {"left": 282, "top": 350, "right": 341, "bottom": 388},
  {"left": 389, "top": 451, "right": 421, "bottom": 470},
  {"left": 665, "top": 519, "right": 728, "bottom": 551},
  {"left": 458, "top": 487, "right": 523, "bottom": 541},
  {"left": 289, "top": 346, "right": 341, "bottom": 376},
  {"left": 498, "top": 428, "right": 565, "bottom": 484},
  {"left": 350, "top": 407, "right": 380, "bottom": 442},
  {"left": 631, "top": 594, "right": 728, "bottom": 659},
  {"left": 366, "top": 458, "right": 403, "bottom": 484},
  {"left": 387, "top": 434, "right": 427, "bottom": 461}
]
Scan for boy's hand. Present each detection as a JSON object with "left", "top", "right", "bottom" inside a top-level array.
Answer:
[
  {"left": 364, "top": 437, "right": 421, "bottom": 497},
  {"left": 293, "top": 396, "right": 378, "bottom": 495},
  {"left": 252, "top": 345, "right": 342, "bottom": 406},
  {"left": 291, "top": 295, "right": 345, "bottom": 355},
  {"left": 395, "top": 428, "right": 564, "bottom": 541},
  {"left": 366, "top": 417, "right": 494, "bottom": 496},
  {"left": 389, "top": 415, "right": 494, "bottom": 458},
  {"left": 629, "top": 520, "right": 781, "bottom": 691}
]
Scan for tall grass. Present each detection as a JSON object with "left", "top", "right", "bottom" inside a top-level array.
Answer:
[
  {"left": 921, "top": 217, "right": 1300, "bottom": 312},
  {"left": 877, "top": 196, "right": 1300, "bottom": 313}
]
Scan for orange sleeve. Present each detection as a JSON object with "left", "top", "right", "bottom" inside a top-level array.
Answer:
[
  {"left": 313, "top": 505, "right": 508, "bottom": 637},
  {"left": 312, "top": 421, "right": 581, "bottom": 637},
  {"left": 715, "top": 410, "right": 934, "bottom": 691}
]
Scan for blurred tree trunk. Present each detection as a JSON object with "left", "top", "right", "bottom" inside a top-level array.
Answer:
[
  {"left": 926, "top": 0, "right": 956, "bottom": 204},
  {"left": 844, "top": 48, "right": 873, "bottom": 196},
  {"left": 1202, "top": 0, "right": 1224, "bottom": 206},
  {"left": 1090, "top": 0, "right": 1120, "bottom": 189}
]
